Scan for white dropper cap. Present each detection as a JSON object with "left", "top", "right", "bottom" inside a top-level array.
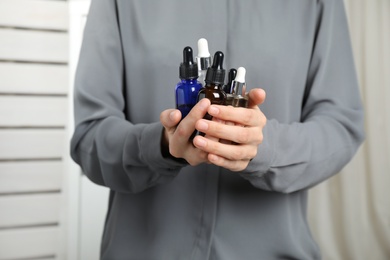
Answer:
[
  {"left": 197, "top": 38, "right": 211, "bottom": 58},
  {"left": 234, "top": 67, "right": 246, "bottom": 83}
]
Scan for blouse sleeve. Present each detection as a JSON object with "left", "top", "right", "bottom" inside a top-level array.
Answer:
[
  {"left": 70, "top": 0, "right": 186, "bottom": 194},
  {"left": 239, "top": 0, "right": 365, "bottom": 193}
]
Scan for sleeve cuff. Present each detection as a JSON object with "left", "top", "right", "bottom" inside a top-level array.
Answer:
[{"left": 139, "top": 122, "right": 188, "bottom": 171}]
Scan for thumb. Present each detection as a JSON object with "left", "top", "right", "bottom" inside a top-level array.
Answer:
[
  {"left": 248, "top": 88, "right": 266, "bottom": 108},
  {"left": 160, "top": 109, "right": 182, "bottom": 128}
]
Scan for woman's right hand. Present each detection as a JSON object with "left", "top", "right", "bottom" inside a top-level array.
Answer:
[{"left": 160, "top": 98, "right": 211, "bottom": 166}]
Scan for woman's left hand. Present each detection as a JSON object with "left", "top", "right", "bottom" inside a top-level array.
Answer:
[{"left": 192, "top": 88, "right": 267, "bottom": 171}]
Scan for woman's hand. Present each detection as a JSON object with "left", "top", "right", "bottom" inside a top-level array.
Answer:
[
  {"left": 160, "top": 98, "right": 211, "bottom": 166},
  {"left": 192, "top": 88, "right": 267, "bottom": 171}
]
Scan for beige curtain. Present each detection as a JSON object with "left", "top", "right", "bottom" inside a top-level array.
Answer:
[{"left": 308, "top": 1, "right": 390, "bottom": 259}]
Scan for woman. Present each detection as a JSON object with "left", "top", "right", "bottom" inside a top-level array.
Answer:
[{"left": 71, "top": 0, "right": 364, "bottom": 259}]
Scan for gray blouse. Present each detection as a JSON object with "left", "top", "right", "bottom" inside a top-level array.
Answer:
[{"left": 71, "top": 0, "right": 364, "bottom": 259}]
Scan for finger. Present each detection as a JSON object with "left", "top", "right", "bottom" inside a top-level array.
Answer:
[
  {"left": 175, "top": 98, "right": 210, "bottom": 140},
  {"left": 196, "top": 119, "right": 263, "bottom": 144},
  {"left": 248, "top": 88, "right": 266, "bottom": 108},
  {"left": 219, "top": 119, "right": 234, "bottom": 144},
  {"left": 208, "top": 153, "right": 250, "bottom": 172},
  {"left": 193, "top": 135, "right": 257, "bottom": 161},
  {"left": 160, "top": 109, "right": 181, "bottom": 128},
  {"left": 204, "top": 117, "right": 223, "bottom": 142},
  {"left": 207, "top": 105, "right": 263, "bottom": 127}
]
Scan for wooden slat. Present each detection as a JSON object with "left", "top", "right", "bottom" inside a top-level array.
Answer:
[
  {"left": 0, "top": 129, "right": 65, "bottom": 159},
  {"left": 0, "top": 28, "right": 68, "bottom": 63},
  {"left": 0, "top": 193, "right": 60, "bottom": 228},
  {"left": 0, "top": 63, "right": 68, "bottom": 94},
  {"left": 0, "top": 0, "right": 68, "bottom": 31},
  {"left": 0, "top": 161, "right": 62, "bottom": 193},
  {"left": 0, "top": 226, "right": 58, "bottom": 259},
  {"left": 0, "top": 96, "right": 68, "bottom": 127}
]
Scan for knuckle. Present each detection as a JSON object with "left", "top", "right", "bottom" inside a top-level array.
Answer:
[
  {"left": 175, "top": 124, "right": 187, "bottom": 138},
  {"left": 262, "top": 115, "right": 267, "bottom": 127},
  {"left": 257, "top": 132, "right": 264, "bottom": 144},
  {"left": 159, "top": 112, "right": 164, "bottom": 123},
  {"left": 187, "top": 159, "right": 197, "bottom": 166},
  {"left": 241, "top": 111, "right": 253, "bottom": 125},
  {"left": 169, "top": 146, "right": 180, "bottom": 158},
  {"left": 237, "top": 129, "right": 250, "bottom": 144},
  {"left": 249, "top": 148, "right": 257, "bottom": 159},
  {"left": 197, "top": 151, "right": 208, "bottom": 162},
  {"left": 187, "top": 150, "right": 207, "bottom": 166},
  {"left": 230, "top": 161, "right": 245, "bottom": 172},
  {"left": 213, "top": 122, "right": 225, "bottom": 136},
  {"left": 231, "top": 148, "right": 244, "bottom": 160}
]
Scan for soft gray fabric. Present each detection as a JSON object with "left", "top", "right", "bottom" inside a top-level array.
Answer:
[{"left": 70, "top": 0, "right": 365, "bottom": 259}]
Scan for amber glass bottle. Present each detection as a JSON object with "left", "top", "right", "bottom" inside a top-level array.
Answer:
[{"left": 192, "top": 51, "right": 226, "bottom": 137}]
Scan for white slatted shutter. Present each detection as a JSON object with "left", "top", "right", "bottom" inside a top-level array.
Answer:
[{"left": 0, "top": 0, "right": 68, "bottom": 259}]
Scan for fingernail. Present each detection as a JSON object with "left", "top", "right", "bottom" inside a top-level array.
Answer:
[
  {"left": 209, "top": 106, "right": 219, "bottom": 115},
  {"left": 195, "top": 138, "right": 206, "bottom": 147},
  {"left": 197, "top": 120, "right": 208, "bottom": 131},
  {"left": 169, "top": 111, "right": 176, "bottom": 120}
]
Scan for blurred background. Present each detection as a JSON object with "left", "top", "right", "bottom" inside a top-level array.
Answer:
[{"left": 0, "top": 0, "right": 388, "bottom": 259}]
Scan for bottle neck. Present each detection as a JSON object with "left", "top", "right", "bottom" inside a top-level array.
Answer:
[
  {"left": 205, "top": 81, "right": 223, "bottom": 90},
  {"left": 181, "top": 78, "right": 199, "bottom": 84}
]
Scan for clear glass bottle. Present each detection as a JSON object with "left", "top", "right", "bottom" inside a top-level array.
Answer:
[
  {"left": 196, "top": 38, "right": 212, "bottom": 86},
  {"left": 224, "top": 68, "right": 237, "bottom": 106},
  {"left": 231, "top": 67, "right": 248, "bottom": 108}
]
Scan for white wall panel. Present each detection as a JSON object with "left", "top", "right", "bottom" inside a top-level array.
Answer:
[
  {"left": 0, "top": 227, "right": 58, "bottom": 260},
  {"left": 0, "top": 28, "right": 68, "bottom": 63},
  {"left": 0, "top": 0, "right": 69, "bottom": 259},
  {"left": 0, "top": 96, "right": 68, "bottom": 127},
  {"left": 0, "top": 161, "right": 62, "bottom": 193},
  {"left": 0, "top": 130, "right": 65, "bottom": 159},
  {"left": 0, "top": 193, "right": 60, "bottom": 228},
  {"left": 0, "top": 63, "right": 68, "bottom": 94},
  {"left": 0, "top": 0, "right": 68, "bottom": 30}
]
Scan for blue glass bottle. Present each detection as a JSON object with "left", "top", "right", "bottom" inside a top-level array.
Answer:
[{"left": 176, "top": 46, "right": 203, "bottom": 118}]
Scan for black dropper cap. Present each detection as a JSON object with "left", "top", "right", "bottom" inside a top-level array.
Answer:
[
  {"left": 224, "top": 68, "right": 237, "bottom": 93},
  {"left": 205, "top": 51, "right": 225, "bottom": 85},
  {"left": 180, "top": 46, "right": 198, "bottom": 80}
]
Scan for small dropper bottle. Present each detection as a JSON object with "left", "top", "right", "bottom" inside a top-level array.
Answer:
[
  {"left": 224, "top": 68, "right": 237, "bottom": 106},
  {"left": 175, "top": 46, "right": 203, "bottom": 118},
  {"left": 198, "top": 51, "right": 226, "bottom": 107},
  {"left": 231, "top": 67, "right": 249, "bottom": 108},
  {"left": 192, "top": 51, "right": 226, "bottom": 138},
  {"left": 196, "top": 38, "right": 212, "bottom": 86}
]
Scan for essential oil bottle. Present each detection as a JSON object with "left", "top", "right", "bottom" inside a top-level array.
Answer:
[
  {"left": 196, "top": 38, "right": 212, "bottom": 86},
  {"left": 175, "top": 46, "right": 203, "bottom": 118},
  {"left": 192, "top": 51, "right": 226, "bottom": 138},
  {"left": 198, "top": 51, "right": 226, "bottom": 111},
  {"left": 224, "top": 68, "right": 237, "bottom": 106},
  {"left": 231, "top": 67, "right": 248, "bottom": 108}
]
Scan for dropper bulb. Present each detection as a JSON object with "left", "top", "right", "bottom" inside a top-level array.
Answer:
[
  {"left": 180, "top": 46, "right": 198, "bottom": 79},
  {"left": 211, "top": 51, "right": 224, "bottom": 70},
  {"left": 183, "top": 46, "right": 195, "bottom": 65},
  {"left": 205, "top": 51, "right": 225, "bottom": 85},
  {"left": 197, "top": 38, "right": 210, "bottom": 58},
  {"left": 235, "top": 67, "right": 246, "bottom": 83},
  {"left": 228, "top": 69, "right": 237, "bottom": 84}
]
